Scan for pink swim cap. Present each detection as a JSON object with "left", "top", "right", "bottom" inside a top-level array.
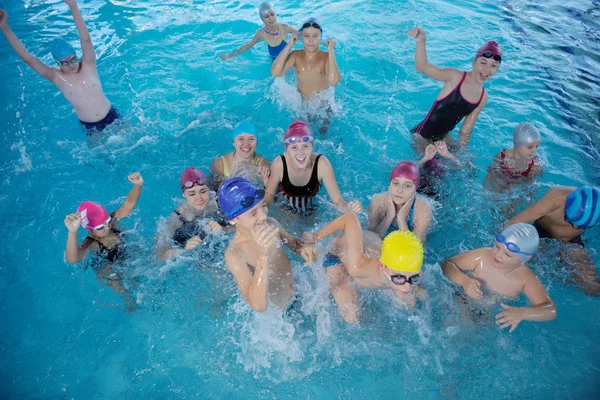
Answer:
[
  {"left": 390, "top": 161, "right": 420, "bottom": 187},
  {"left": 476, "top": 41, "right": 503, "bottom": 60},
  {"left": 180, "top": 167, "right": 207, "bottom": 192},
  {"left": 284, "top": 120, "right": 313, "bottom": 146},
  {"left": 77, "top": 201, "right": 110, "bottom": 231}
]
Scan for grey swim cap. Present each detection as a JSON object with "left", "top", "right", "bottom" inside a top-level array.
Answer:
[
  {"left": 513, "top": 123, "right": 541, "bottom": 149},
  {"left": 497, "top": 223, "right": 539, "bottom": 262},
  {"left": 259, "top": 2, "right": 274, "bottom": 19}
]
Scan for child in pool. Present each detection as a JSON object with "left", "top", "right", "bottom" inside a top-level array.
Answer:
[
  {"left": 408, "top": 26, "right": 501, "bottom": 155},
  {"left": 0, "top": 1, "right": 119, "bottom": 133},
  {"left": 367, "top": 161, "right": 432, "bottom": 242},
  {"left": 302, "top": 214, "right": 427, "bottom": 323},
  {"left": 506, "top": 186, "right": 600, "bottom": 296},
  {"left": 484, "top": 123, "right": 543, "bottom": 192},
  {"left": 219, "top": 178, "right": 319, "bottom": 313},
  {"left": 209, "top": 120, "right": 270, "bottom": 191},
  {"left": 271, "top": 18, "right": 341, "bottom": 100},
  {"left": 442, "top": 223, "right": 556, "bottom": 332},
  {"left": 156, "top": 168, "right": 228, "bottom": 262},
  {"left": 220, "top": 2, "right": 298, "bottom": 61},
  {"left": 64, "top": 172, "right": 143, "bottom": 308}
]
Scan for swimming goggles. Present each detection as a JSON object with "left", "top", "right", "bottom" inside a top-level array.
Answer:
[
  {"left": 92, "top": 216, "right": 112, "bottom": 231},
  {"left": 284, "top": 135, "right": 313, "bottom": 145},
  {"left": 383, "top": 271, "right": 421, "bottom": 286},
  {"left": 182, "top": 178, "right": 207, "bottom": 190},
  {"left": 56, "top": 55, "right": 78, "bottom": 66},
  {"left": 226, "top": 189, "right": 265, "bottom": 217},
  {"left": 300, "top": 22, "right": 322, "bottom": 32},
  {"left": 479, "top": 51, "right": 502, "bottom": 62},
  {"left": 495, "top": 234, "right": 535, "bottom": 256}
]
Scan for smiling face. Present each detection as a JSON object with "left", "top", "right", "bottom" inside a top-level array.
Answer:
[
  {"left": 515, "top": 140, "right": 541, "bottom": 160},
  {"left": 301, "top": 27, "right": 321, "bottom": 53},
  {"left": 491, "top": 242, "right": 523, "bottom": 269},
  {"left": 233, "top": 134, "right": 257, "bottom": 159},
  {"left": 231, "top": 199, "right": 269, "bottom": 232},
  {"left": 286, "top": 142, "right": 314, "bottom": 169},
  {"left": 261, "top": 10, "right": 277, "bottom": 27},
  {"left": 389, "top": 177, "right": 416, "bottom": 205},
  {"left": 183, "top": 184, "right": 210, "bottom": 210},
  {"left": 472, "top": 56, "right": 500, "bottom": 84}
]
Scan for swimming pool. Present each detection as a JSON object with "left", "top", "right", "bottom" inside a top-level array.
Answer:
[{"left": 1, "top": 0, "right": 599, "bottom": 398}]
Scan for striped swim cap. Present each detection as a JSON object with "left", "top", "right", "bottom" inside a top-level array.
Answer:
[{"left": 564, "top": 186, "right": 600, "bottom": 229}]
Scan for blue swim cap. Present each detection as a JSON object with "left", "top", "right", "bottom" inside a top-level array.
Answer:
[
  {"left": 218, "top": 177, "right": 265, "bottom": 220},
  {"left": 232, "top": 119, "right": 257, "bottom": 142},
  {"left": 50, "top": 39, "right": 76, "bottom": 61},
  {"left": 564, "top": 186, "right": 600, "bottom": 229}
]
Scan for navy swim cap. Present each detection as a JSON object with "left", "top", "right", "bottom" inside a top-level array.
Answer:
[
  {"left": 564, "top": 186, "right": 600, "bottom": 229},
  {"left": 218, "top": 177, "right": 265, "bottom": 220}
]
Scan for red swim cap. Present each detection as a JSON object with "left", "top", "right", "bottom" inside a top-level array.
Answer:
[
  {"left": 284, "top": 120, "right": 313, "bottom": 146},
  {"left": 180, "top": 167, "right": 207, "bottom": 191},
  {"left": 476, "top": 41, "right": 503, "bottom": 59},
  {"left": 390, "top": 161, "right": 420, "bottom": 187},
  {"left": 77, "top": 201, "right": 110, "bottom": 231}
]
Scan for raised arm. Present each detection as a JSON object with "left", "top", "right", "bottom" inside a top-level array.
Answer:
[
  {"left": 408, "top": 26, "right": 458, "bottom": 82},
  {"left": 64, "top": 213, "right": 94, "bottom": 263},
  {"left": 271, "top": 33, "right": 298, "bottom": 76},
  {"left": 442, "top": 249, "right": 485, "bottom": 299},
  {"left": 64, "top": 0, "right": 95, "bottom": 63},
  {"left": 0, "top": 10, "right": 56, "bottom": 80},
  {"left": 324, "top": 38, "right": 341, "bottom": 86},
  {"left": 220, "top": 30, "right": 262, "bottom": 60},
  {"left": 113, "top": 172, "right": 144, "bottom": 222},
  {"left": 505, "top": 189, "right": 558, "bottom": 226},
  {"left": 456, "top": 93, "right": 488, "bottom": 149}
]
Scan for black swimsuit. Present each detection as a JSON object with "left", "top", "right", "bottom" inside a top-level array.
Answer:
[
  {"left": 172, "top": 211, "right": 207, "bottom": 248},
  {"left": 87, "top": 228, "right": 126, "bottom": 265},
  {"left": 412, "top": 72, "right": 484, "bottom": 142},
  {"left": 278, "top": 154, "right": 322, "bottom": 213}
]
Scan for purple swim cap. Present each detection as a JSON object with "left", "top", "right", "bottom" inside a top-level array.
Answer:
[
  {"left": 218, "top": 177, "right": 265, "bottom": 220},
  {"left": 390, "top": 161, "right": 420, "bottom": 187}
]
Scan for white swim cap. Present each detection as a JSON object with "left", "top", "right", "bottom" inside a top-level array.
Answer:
[
  {"left": 513, "top": 123, "right": 541, "bottom": 148},
  {"left": 259, "top": 2, "right": 274, "bottom": 19},
  {"left": 497, "top": 223, "right": 539, "bottom": 262}
]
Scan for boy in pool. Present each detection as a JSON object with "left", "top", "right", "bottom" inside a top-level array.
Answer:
[
  {"left": 64, "top": 172, "right": 143, "bottom": 308},
  {"left": 484, "top": 123, "right": 543, "bottom": 192},
  {"left": 218, "top": 177, "right": 319, "bottom": 313},
  {"left": 0, "top": 0, "right": 118, "bottom": 133},
  {"left": 442, "top": 223, "right": 556, "bottom": 332},
  {"left": 408, "top": 26, "right": 500, "bottom": 154},
  {"left": 271, "top": 18, "right": 341, "bottom": 100},
  {"left": 302, "top": 213, "right": 426, "bottom": 323},
  {"left": 506, "top": 186, "right": 600, "bottom": 296},
  {"left": 220, "top": 2, "right": 298, "bottom": 61}
]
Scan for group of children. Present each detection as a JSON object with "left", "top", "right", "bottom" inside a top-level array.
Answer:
[{"left": 2, "top": 1, "right": 599, "bottom": 330}]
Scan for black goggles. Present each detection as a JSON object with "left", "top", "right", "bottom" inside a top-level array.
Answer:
[
  {"left": 301, "top": 22, "right": 322, "bottom": 32},
  {"left": 388, "top": 273, "right": 422, "bottom": 286},
  {"left": 480, "top": 51, "right": 502, "bottom": 62}
]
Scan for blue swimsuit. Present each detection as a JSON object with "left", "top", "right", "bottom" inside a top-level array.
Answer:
[{"left": 265, "top": 25, "right": 287, "bottom": 60}]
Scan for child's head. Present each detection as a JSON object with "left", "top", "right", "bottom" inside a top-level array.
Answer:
[
  {"left": 218, "top": 177, "right": 267, "bottom": 232},
  {"left": 51, "top": 39, "right": 80, "bottom": 74},
  {"left": 180, "top": 167, "right": 210, "bottom": 210},
  {"left": 284, "top": 120, "right": 314, "bottom": 170},
  {"left": 564, "top": 186, "right": 600, "bottom": 229},
  {"left": 378, "top": 230, "right": 424, "bottom": 295},
  {"left": 389, "top": 161, "right": 419, "bottom": 205},
  {"left": 259, "top": 2, "right": 277, "bottom": 26},
  {"left": 232, "top": 120, "right": 258, "bottom": 160},
  {"left": 513, "top": 123, "right": 541, "bottom": 160},
  {"left": 300, "top": 18, "right": 322, "bottom": 53},
  {"left": 78, "top": 201, "right": 112, "bottom": 239},
  {"left": 492, "top": 223, "right": 539, "bottom": 268},
  {"left": 472, "top": 41, "right": 502, "bottom": 84}
]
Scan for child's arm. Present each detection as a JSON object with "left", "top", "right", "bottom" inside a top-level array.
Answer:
[
  {"left": 113, "top": 172, "right": 144, "bottom": 222},
  {"left": 273, "top": 219, "right": 320, "bottom": 264},
  {"left": 411, "top": 198, "right": 432, "bottom": 243},
  {"left": 441, "top": 250, "right": 484, "bottom": 299},
  {"left": 483, "top": 153, "right": 503, "bottom": 191},
  {"left": 220, "top": 30, "right": 262, "bottom": 59},
  {"left": 366, "top": 194, "right": 394, "bottom": 238},
  {"left": 282, "top": 24, "right": 298, "bottom": 36},
  {"left": 408, "top": 26, "right": 460, "bottom": 82},
  {"left": 271, "top": 33, "right": 298, "bottom": 76},
  {"left": 64, "top": 0, "right": 95, "bottom": 63},
  {"left": 264, "top": 156, "right": 283, "bottom": 206},
  {"left": 324, "top": 38, "right": 341, "bottom": 86},
  {"left": 505, "top": 188, "right": 558, "bottom": 226},
  {"left": 319, "top": 156, "right": 362, "bottom": 214},
  {"left": 456, "top": 93, "right": 488, "bottom": 149},
  {"left": 0, "top": 10, "right": 57, "bottom": 81},
  {"left": 64, "top": 213, "right": 94, "bottom": 263}
]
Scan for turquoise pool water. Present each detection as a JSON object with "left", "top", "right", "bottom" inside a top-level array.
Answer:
[{"left": 1, "top": 0, "right": 599, "bottom": 398}]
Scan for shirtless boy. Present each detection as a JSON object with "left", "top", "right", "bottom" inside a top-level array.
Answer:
[
  {"left": 271, "top": 18, "right": 341, "bottom": 100},
  {"left": 218, "top": 177, "right": 319, "bottom": 313},
  {"left": 0, "top": 0, "right": 118, "bottom": 133},
  {"left": 303, "top": 213, "right": 426, "bottom": 323},
  {"left": 506, "top": 186, "right": 600, "bottom": 296},
  {"left": 442, "top": 223, "right": 556, "bottom": 332}
]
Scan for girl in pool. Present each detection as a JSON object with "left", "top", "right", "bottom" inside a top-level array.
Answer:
[
  {"left": 219, "top": 2, "right": 298, "bottom": 61},
  {"left": 264, "top": 120, "right": 362, "bottom": 215},
  {"left": 484, "top": 123, "right": 543, "bottom": 192},
  {"left": 63, "top": 172, "right": 143, "bottom": 308},
  {"left": 156, "top": 167, "right": 228, "bottom": 262},
  {"left": 408, "top": 26, "right": 501, "bottom": 155},
  {"left": 209, "top": 119, "right": 270, "bottom": 191},
  {"left": 367, "top": 161, "right": 432, "bottom": 242}
]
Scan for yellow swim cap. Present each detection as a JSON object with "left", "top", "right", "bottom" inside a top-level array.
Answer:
[{"left": 379, "top": 230, "right": 424, "bottom": 273}]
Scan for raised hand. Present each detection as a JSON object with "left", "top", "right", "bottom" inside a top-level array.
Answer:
[
  {"left": 289, "top": 32, "right": 299, "bottom": 46},
  {"left": 424, "top": 143, "right": 437, "bottom": 161},
  {"left": 462, "top": 277, "right": 483, "bottom": 299},
  {"left": 325, "top": 38, "right": 336, "bottom": 51},
  {"left": 0, "top": 10, "right": 8, "bottom": 30},
  {"left": 64, "top": 213, "right": 81, "bottom": 232},
  {"left": 220, "top": 53, "right": 232, "bottom": 60},
  {"left": 408, "top": 26, "right": 426, "bottom": 42},
  {"left": 495, "top": 303, "right": 524, "bottom": 332},
  {"left": 435, "top": 141, "right": 451, "bottom": 157},
  {"left": 127, "top": 172, "right": 144, "bottom": 186},
  {"left": 185, "top": 236, "right": 202, "bottom": 250},
  {"left": 257, "top": 166, "right": 270, "bottom": 186}
]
